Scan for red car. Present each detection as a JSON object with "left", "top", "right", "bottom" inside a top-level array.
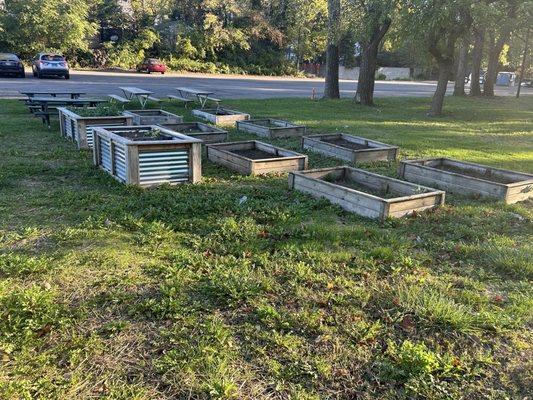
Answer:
[{"left": 137, "top": 58, "right": 166, "bottom": 74}]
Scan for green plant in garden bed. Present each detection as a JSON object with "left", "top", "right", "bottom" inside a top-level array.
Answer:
[
  {"left": 0, "top": 96, "right": 532, "bottom": 399},
  {"left": 67, "top": 103, "right": 123, "bottom": 117}
]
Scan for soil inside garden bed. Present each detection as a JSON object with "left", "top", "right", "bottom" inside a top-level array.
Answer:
[
  {"left": 231, "top": 149, "right": 281, "bottom": 160},
  {"left": 251, "top": 120, "right": 285, "bottom": 128},
  {"left": 321, "top": 137, "right": 371, "bottom": 150},
  {"left": 433, "top": 163, "right": 515, "bottom": 184},
  {"left": 133, "top": 111, "right": 165, "bottom": 116},
  {"left": 180, "top": 127, "right": 207, "bottom": 134},
  {"left": 322, "top": 174, "right": 399, "bottom": 199},
  {"left": 120, "top": 130, "right": 175, "bottom": 141},
  {"left": 210, "top": 110, "right": 239, "bottom": 116}
]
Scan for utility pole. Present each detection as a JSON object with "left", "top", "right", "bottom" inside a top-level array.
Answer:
[{"left": 516, "top": 27, "right": 530, "bottom": 98}]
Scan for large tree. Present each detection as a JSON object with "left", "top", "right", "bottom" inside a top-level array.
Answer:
[
  {"left": 352, "top": 0, "right": 395, "bottom": 105},
  {"left": 323, "top": 0, "right": 341, "bottom": 98},
  {"left": 453, "top": 36, "right": 470, "bottom": 96},
  {"left": 483, "top": 0, "right": 518, "bottom": 96},
  {"left": 0, "top": 0, "right": 96, "bottom": 58},
  {"left": 469, "top": 26, "right": 484, "bottom": 95},
  {"left": 401, "top": 0, "right": 472, "bottom": 116}
]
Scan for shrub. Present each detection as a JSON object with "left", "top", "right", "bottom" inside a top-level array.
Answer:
[{"left": 67, "top": 103, "right": 123, "bottom": 117}]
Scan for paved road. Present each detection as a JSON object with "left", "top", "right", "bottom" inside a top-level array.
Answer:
[{"left": 0, "top": 69, "right": 527, "bottom": 99}]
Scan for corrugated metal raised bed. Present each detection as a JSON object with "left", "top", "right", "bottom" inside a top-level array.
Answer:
[
  {"left": 123, "top": 109, "right": 183, "bottom": 125},
  {"left": 399, "top": 158, "right": 533, "bottom": 204},
  {"left": 92, "top": 125, "right": 202, "bottom": 187},
  {"left": 58, "top": 107, "right": 134, "bottom": 149},
  {"left": 192, "top": 108, "right": 250, "bottom": 125},
  {"left": 289, "top": 166, "right": 445, "bottom": 219},
  {"left": 206, "top": 140, "right": 308, "bottom": 175},
  {"left": 236, "top": 118, "right": 306, "bottom": 139},
  {"left": 302, "top": 133, "right": 398, "bottom": 163},
  {"left": 159, "top": 122, "right": 228, "bottom": 144}
]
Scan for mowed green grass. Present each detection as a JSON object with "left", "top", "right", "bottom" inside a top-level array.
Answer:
[{"left": 0, "top": 96, "right": 532, "bottom": 399}]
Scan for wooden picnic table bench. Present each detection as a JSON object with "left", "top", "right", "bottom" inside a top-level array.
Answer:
[
  {"left": 20, "top": 91, "right": 86, "bottom": 99},
  {"left": 175, "top": 87, "right": 220, "bottom": 108},
  {"left": 30, "top": 97, "right": 107, "bottom": 128},
  {"left": 118, "top": 87, "right": 154, "bottom": 109}
]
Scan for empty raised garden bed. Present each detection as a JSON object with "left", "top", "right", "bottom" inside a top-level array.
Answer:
[
  {"left": 123, "top": 109, "right": 183, "bottom": 125},
  {"left": 289, "top": 166, "right": 445, "bottom": 219},
  {"left": 302, "top": 133, "right": 398, "bottom": 163},
  {"left": 58, "top": 107, "right": 134, "bottom": 149},
  {"left": 399, "top": 158, "right": 533, "bottom": 204},
  {"left": 236, "top": 118, "right": 306, "bottom": 139},
  {"left": 206, "top": 140, "right": 308, "bottom": 175},
  {"left": 192, "top": 108, "right": 250, "bottom": 125},
  {"left": 93, "top": 125, "right": 202, "bottom": 187},
  {"left": 158, "top": 122, "right": 228, "bottom": 144}
]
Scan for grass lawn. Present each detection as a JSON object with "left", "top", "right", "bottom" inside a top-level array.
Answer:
[{"left": 0, "top": 96, "right": 532, "bottom": 399}]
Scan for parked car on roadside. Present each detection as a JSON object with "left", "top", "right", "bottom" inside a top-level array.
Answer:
[
  {"left": 0, "top": 53, "right": 25, "bottom": 78},
  {"left": 136, "top": 58, "right": 166, "bottom": 74},
  {"left": 32, "top": 53, "right": 70, "bottom": 79}
]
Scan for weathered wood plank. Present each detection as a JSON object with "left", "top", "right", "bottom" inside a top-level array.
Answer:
[
  {"left": 237, "top": 119, "right": 307, "bottom": 139},
  {"left": 302, "top": 133, "right": 398, "bottom": 163},
  {"left": 289, "top": 166, "right": 444, "bottom": 219},
  {"left": 206, "top": 140, "right": 307, "bottom": 175},
  {"left": 123, "top": 110, "right": 182, "bottom": 125}
]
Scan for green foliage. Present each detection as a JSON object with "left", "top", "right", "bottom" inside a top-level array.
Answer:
[
  {"left": 0, "top": 0, "right": 97, "bottom": 58},
  {"left": 104, "top": 29, "right": 160, "bottom": 69},
  {"left": 0, "top": 283, "right": 66, "bottom": 346}
]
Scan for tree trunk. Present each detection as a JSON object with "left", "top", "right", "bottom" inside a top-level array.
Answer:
[
  {"left": 483, "top": 3, "right": 516, "bottom": 97},
  {"left": 453, "top": 37, "right": 469, "bottom": 96},
  {"left": 469, "top": 28, "right": 484, "bottom": 96},
  {"left": 483, "top": 33, "right": 502, "bottom": 96},
  {"left": 429, "top": 60, "right": 452, "bottom": 116},
  {"left": 355, "top": 18, "right": 391, "bottom": 106},
  {"left": 516, "top": 27, "right": 530, "bottom": 98},
  {"left": 355, "top": 44, "right": 378, "bottom": 105},
  {"left": 323, "top": 0, "right": 341, "bottom": 99}
]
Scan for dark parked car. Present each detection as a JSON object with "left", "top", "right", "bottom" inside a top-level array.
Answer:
[
  {"left": 0, "top": 53, "right": 25, "bottom": 78},
  {"left": 32, "top": 53, "right": 70, "bottom": 79},
  {"left": 137, "top": 58, "right": 167, "bottom": 74}
]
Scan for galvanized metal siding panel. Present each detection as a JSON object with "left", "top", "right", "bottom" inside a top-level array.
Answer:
[
  {"left": 99, "top": 137, "right": 112, "bottom": 173},
  {"left": 64, "top": 115, "right": 73, "bottom": 140},
  {"left": 86, "top": 123, "right": 124, "bottom": 149},
  {"left": 138, "top": 149, "right": 190, "bottom": 185},
  {"left": 113, "top": 144, "right": 127, "bottom": 182}
]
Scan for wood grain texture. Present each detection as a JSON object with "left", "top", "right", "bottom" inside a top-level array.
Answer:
[
  {"left": 302, "top": 133, "right": 398, "bottom": 163},
  {"left": 206, "top": 140, "right": 308, "bottom": 175},
  {"left": 236, "top": 119, "right": 307, "bottom": 139},
  {"left": 399, "top": 158, "right": 533, "bottom": 204},
  {"left": 289, "top": 166, "right": 444, "bottom": 219}
]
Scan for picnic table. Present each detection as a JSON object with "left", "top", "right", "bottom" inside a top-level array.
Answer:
[
  {"left": 20, "top": 91, "right": 86, "bottom": 99},
  {"left": 118, "top": 87, "right": 154, "bottom": 109},
  {"left": 176, "top": 87, "right": 218, "bottom": 108},
  {"left": 30, "top": 97, "right": 107, "bottom": 127}
]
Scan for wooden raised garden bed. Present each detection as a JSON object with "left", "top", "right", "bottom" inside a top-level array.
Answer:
[
  {"left": 158, "top": 122, "right": 228, "bottom": 144},
  {"left": 206, "top": 140, "right": 308, "bottom": 175},
  {"left": 399, "top": 158, "right": 533, "bottom": 204},
  {"left": 236, "top": 118, "right": 306, "bottom": 139},
  {"left": 289, "top": 166, "right": 445, "bottom": 219},
  {"left": 92, "top": 125, "right": 202, "bottom": 187},
  {"left": 302, "top": 133, "right": 398, "bottom": 163},
  {"left": 123, "top": 109, "right": 183, "bottom": 125},
  {"left": 191, "top": 108, "right": 250, "bottom": 125},
  {"left": 58, "top": 107, "right": 134, "bottom": 149}
]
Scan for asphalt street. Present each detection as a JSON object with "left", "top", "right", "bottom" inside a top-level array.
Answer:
[{"left": 0, "top": 69, "right": 527, "bottom": 99}]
